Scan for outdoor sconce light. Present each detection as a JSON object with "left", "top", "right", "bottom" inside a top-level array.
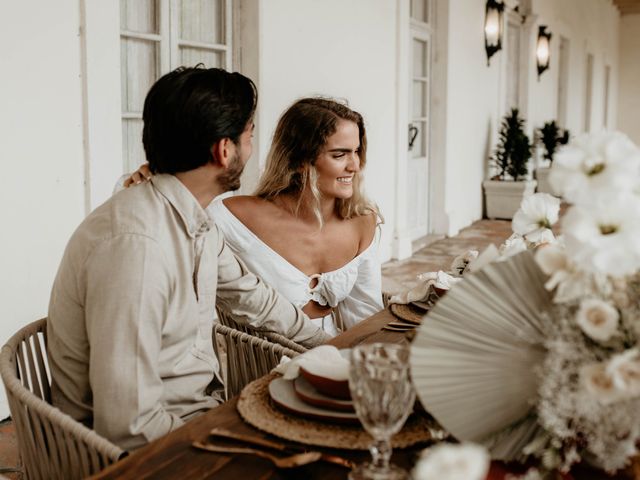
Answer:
[
  {"left": 536, "top": 25, "right": 552, "bottom": 79},
  {"left": 484, "top": 0, "right": 504, "bottom": 66}
]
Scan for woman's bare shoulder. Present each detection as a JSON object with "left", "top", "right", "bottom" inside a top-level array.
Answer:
[
  {"left": 223, "top": 195, "right": 272, "bottom": 211},
  {"left": 353, "top": 212, "right": 378, "bottom": 254},
  {"left": 222, "top": 196, "right": 275, "bottom": 226}
]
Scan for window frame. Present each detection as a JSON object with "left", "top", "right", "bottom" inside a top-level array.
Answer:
[{"left": 119, "top": 0, "right": 234, "bottom": 173}]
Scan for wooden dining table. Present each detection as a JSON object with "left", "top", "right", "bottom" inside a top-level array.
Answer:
[{"left": 89, "top": 309, "right": 633, "bottom": 480}]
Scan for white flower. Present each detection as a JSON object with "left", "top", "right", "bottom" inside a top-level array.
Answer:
[
  {"left": 575, "top": 298, "right": 619, "bottom": 342},
  {"left": 581, "top": 362, "right": 623, "bottom": 404},
  {"left": 555, "top": 272, "right": 600, "bottom": 303},
  {"left": 549, "top": 131, "right": 640, "bottom": 203},
  {"left": 535, "top": 243, "right": 572, "bottom": 291},
  {"left": 412, "top": 443, "right": 489, "bottom": 480},
  {"left": 562, "top": 193, "right": 640, "bottom": 277},
  {"left": 512, "top": 193, "right": 560, "bottom": 244},
  {"left": 607, "top": 349, "right": 640, "bottom": 398},
  {"left": 534, "top": 243, "right": 604, "bottom": 302}
]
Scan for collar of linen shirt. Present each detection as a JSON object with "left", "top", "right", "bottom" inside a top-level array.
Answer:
[{"left": 151, "top": 174, "right": 214, "bottom": 238}]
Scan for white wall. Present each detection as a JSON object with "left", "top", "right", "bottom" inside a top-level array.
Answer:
[
  {"left": 248, "top": 0, "right": 399, "bottom": 261},
  {"left": 528, "top": 0, "right": 620, "bottom": 135},
  {"left": 618, "top": 14, "right": 640, "bottom": 145},
  {"left": 442, "top": 0, "right": 502, "bottom": 235},
  {"left": 0, "top": 0, "right": 86, "bottom": 417},
  {"left": 438, "top": 0, "right": 620, "bottom": 236},
  {"left": 83, "top": 1, "right": 123, "bottom": 209}
]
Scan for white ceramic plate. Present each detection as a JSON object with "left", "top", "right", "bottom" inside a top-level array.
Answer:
[
  {"left": 410, "top": 251, "right": 550, "bottom": 461},
  {"left": 269, "top": 377, "right": 359, "bottom": 424}
]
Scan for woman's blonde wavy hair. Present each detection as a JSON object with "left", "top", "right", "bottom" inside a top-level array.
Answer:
[{"left": 254, "top": 97, "right": 380, "bottom": 226}]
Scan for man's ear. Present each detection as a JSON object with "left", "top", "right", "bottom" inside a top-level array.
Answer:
[{"left": 210, "top": 138, "right": 233, "bottom": 168}]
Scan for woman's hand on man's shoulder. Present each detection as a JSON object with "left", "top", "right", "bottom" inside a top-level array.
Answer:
[{"left": 124, "top": 163, "right": 152, "bottom": 187}]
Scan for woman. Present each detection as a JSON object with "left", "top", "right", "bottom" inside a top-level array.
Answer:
[{"left": 129, "top": 98, "right": 383, "bottom": 336}]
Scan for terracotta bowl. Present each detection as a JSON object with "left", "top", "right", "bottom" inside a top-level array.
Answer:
[
  {"left": 299, "top": 367, "right": 351, "bottom": 400},
  {"left": 433, "top": 286, "right": 448, "bottom": 297}
]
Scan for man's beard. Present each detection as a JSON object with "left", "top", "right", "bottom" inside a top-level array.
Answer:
[{"left": 217, "top": 152, "right": 245, "bottom": 192}]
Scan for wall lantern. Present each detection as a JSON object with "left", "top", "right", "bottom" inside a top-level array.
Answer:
[
  {"left": 536, "top": 25, "right": 552, "bottom": 79},
  {"left": 484, "top": 0, "right": 504, "bottom": 66}
]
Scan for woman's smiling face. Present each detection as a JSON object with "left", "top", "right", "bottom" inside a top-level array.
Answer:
[{"left": 314, "top": 119, "right": 361, "bottom": 200}]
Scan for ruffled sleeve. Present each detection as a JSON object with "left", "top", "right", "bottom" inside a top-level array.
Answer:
[{"left": 336, "top": 233, "right": 384, "bottom": 329}]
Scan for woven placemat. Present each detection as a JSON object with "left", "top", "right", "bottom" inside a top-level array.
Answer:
[
  {"left": 237, "top": 373, "right": 438, "bottom": 450},
  {"left": 389, "top": 303, "right": 427, "bottom": 324}
]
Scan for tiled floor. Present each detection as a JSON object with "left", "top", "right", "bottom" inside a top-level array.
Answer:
[
  {"left": 0, "top": 418, "right": 20, "bottom": 479},
  {"left": 381, "top": 218, "right": 513, "bottom": 294},
  {"left": 0, "top": 217, "right": 514, "bottom": 478}
]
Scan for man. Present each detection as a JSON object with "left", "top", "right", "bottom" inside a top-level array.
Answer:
[{"left": 47, "top": 67, "right": 328, "bottom": 451}]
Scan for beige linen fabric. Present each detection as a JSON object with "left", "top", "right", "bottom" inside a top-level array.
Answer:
[{"left": 48, "top": 174, "right": 327, "bottom": 451}]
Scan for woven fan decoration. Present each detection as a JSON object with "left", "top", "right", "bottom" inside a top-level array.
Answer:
[{"left": 410, "top": 251, "right": 551, "bottom": 460}]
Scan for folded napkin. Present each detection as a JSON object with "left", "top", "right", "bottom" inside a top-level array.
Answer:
[
  {"left": 388, "top": 250, "right": 478, "bottom": 305},
  {"left": 388, "top": 271, "right": 461, "bottom": 305},
  {"left": 273, "top": 345, "right": 349, "bottom": 381}
]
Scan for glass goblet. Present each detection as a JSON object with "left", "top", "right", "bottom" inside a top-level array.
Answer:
[{"left": 348, "top": 343, "right": 415, "bottom": 480}]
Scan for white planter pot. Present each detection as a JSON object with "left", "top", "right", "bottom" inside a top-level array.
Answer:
[
  {"left": 483, "top": 179, "right": 537, "bottom": 220},
  {"left": 535, "top": 167, "right": 554, "bottom": 194}
]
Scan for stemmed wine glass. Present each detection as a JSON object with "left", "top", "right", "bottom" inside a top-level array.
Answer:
[{"left": 348, "top": 343, "right": 415, "bottom": 480}]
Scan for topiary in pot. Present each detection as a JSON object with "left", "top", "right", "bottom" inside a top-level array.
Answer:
[
  {"left": 537, "top": 120, "right": 570, "bottom": 164},
  {"left": 484, "top": 108, "right": 536, "bottom": 219},
  {"left": 491, "top": 108, "right": 532, "bottom": 181}
]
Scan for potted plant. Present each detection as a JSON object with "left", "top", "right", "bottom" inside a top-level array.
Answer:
[
  {"left": 483, "top": 108, "right": 536, "bottom": 220},
  {"left": 534, "top": 121, "right": 570, "bottom": 194}
]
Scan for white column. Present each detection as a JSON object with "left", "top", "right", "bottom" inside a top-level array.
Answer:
[
  {"left": 82, "top": 0, "right": 123, "bottom": 211},
  {"left": 391, "top": 0, "right": 413, "bottom": 260}
]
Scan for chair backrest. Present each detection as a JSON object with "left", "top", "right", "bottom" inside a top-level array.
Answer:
[
  {"left": 0, "top": 318, "right": 124, "bottom": 480},
  {"left": 213, "top": 323, "right": 300, "bottom": 399},
  {"left": 215, "top": 307, "right": 308, "bottom": 354}
]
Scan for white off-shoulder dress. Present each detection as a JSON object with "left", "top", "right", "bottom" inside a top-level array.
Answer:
[{"left": 208, "top": 200, "right": 384, "bottom": 336}]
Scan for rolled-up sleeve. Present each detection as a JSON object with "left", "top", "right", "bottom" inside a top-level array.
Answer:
[
  {"left": 84, "top": 234, "right": 183, "bottom": 450},
  {"left": 213, "top": 227, "right": 329, "bottom": 347}
]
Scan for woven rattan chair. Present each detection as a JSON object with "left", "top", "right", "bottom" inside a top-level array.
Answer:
[
  {"left": 0, "top": 318, "right": 124, "bottom": 480},
  {"left": 213, "top": 323, "right": 300, "bottom": 399},
  {"left": 215, "top": 307, "right": 308, "bottom": 354}
]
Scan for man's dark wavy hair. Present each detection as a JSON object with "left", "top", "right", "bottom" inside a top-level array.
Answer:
[{"left": 142, "top": 65, "right": 257, "bottom": 174}]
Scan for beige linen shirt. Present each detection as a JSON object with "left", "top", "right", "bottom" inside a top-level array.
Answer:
[{"left": 48, "top": 174, "right": 327, "bottom": 451}]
